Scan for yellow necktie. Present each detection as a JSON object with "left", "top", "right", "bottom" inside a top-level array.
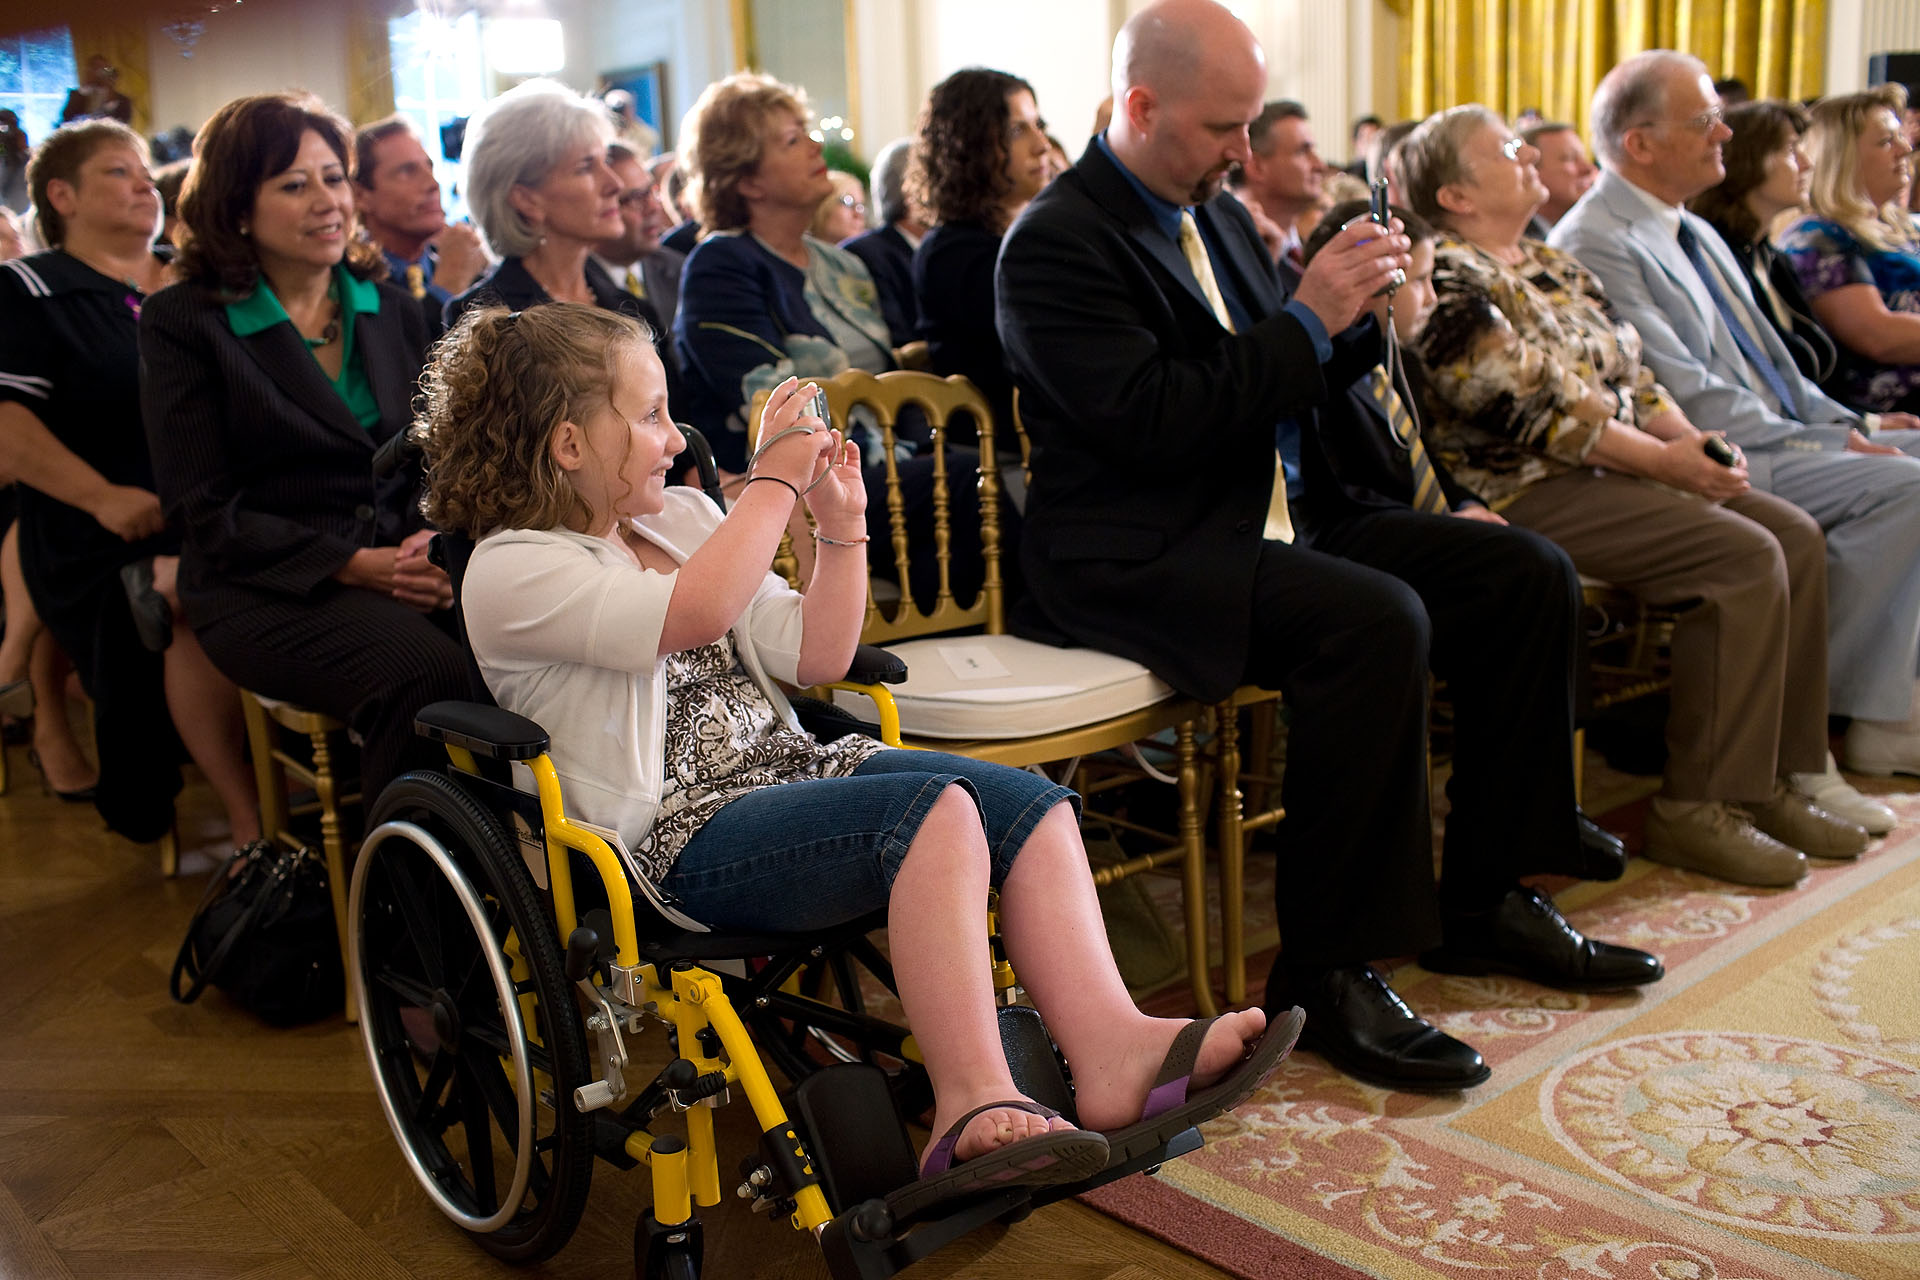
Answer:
[
  {"left": 624, "top": 268, "right": 646, "bottom": 299},
  {"left": 404, "top": 263, "right": 425, "bottom": 300},
  {"left": 1179, "top": 210, "right": 1292, "bottom": 542},
  {"left": 1367, "top": 367, "right": 1450, "bottom": 514}
]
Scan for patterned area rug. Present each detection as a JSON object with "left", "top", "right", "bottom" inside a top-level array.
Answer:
[{"left": 1084, "top": 794, "right": 1920, "bottom": 1279}]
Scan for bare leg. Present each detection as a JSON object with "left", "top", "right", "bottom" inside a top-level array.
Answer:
[
  {"left": 998, "top": 803, "right": 1265, "bottom": 1133},
  {"left": 893, "top": 784, "right": 1065, "bottom": 1164},
  {"left": 0, "top": 521, "right": 35, "bottom": 684},
  {"left": 29, "top": 630, "right": 96, "bottom": 792},
  {"left": 165, "top": 624, "right": 260, "bottom": 845}
]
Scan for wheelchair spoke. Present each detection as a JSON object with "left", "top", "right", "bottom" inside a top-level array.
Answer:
[
  {"left": 372, "top": 967, "right": 440, "bottom": 1011},
  {"left": 414, "top": 1051, "right": 457, "bottom": 1131},
  {"left": 456, "top": 1055, "right": 499, "bottom": 1216},
  {"left": 384, "top": 853, "right": 451, "bottom": 988}
]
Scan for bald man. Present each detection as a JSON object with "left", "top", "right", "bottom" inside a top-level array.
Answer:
[{"left": 997, "top": 0, "right": 1658, "bottom": 1092}]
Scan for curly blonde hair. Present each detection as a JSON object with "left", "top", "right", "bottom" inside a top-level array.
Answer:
[
  {"left": 681, "top": 71, "right": 809, "bottom": 234},
  {"left": 417, "top": 304, "right": 655, "bottom": 538}
]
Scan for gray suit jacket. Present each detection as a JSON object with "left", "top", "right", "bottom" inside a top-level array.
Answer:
[{"left": 1549, "top": 169, "right": 1861, "bottom": 473}]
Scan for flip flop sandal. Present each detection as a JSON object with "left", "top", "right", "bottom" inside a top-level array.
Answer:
[
  {"left": 1099, "top": 1004, "right": 1306, "bottom": 1170},
  {"left": 886, "top": 1100, "right": 1109, "bottom": 1222}
]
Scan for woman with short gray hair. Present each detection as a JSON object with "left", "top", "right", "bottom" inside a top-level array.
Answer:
[
  {"left": 444, "top": 79, "right": 674, "bottom": 385},
  {"left": 1405, "top": 103, "right": 1888, "bottom": 882}
]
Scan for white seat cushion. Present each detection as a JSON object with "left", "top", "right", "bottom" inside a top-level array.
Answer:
[{"left": 834, "top": 635, "right": 1173, "bottom": 739}]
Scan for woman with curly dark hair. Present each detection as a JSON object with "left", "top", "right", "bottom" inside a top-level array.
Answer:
[
  {"left": 141, "top": 91, "right": 470, "bottom": 805},
  {"left": 909, "top": 68, "right": 1050, "bottom": 431}
]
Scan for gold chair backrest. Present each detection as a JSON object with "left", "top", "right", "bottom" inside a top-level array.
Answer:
[{"left": 749, "top": 368, "right": 1003, "bottom": 643}]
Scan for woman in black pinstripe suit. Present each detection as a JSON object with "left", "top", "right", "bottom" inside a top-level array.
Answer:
[{"left": 140, "top": 92, "right": 470, "bottom": 802}]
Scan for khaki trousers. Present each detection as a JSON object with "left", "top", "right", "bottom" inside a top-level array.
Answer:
[{"left": 1501, "top": 469, "right": 1827, "bottom": 803}]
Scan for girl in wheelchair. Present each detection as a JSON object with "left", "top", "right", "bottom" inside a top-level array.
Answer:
[{"left": 417, "top": 302, "right": 1299, "bottom": 1200}]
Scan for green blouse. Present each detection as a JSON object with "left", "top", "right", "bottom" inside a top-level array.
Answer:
[{"left": 224, "top": 265, "right": 383, "bottom": 428}]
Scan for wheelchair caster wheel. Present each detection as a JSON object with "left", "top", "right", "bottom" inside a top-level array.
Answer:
[{"left": 636, "top": 1210, "right": 703, "bottom": 1280}]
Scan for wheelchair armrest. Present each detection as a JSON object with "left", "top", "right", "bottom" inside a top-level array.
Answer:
[
  {"left": 847, "top": 643, "right": 907, "bottom": 685},
  {"left": 414, "top": 700, "right": 550, "bottom": 761}
]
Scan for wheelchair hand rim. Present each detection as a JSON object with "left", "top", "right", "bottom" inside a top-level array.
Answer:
[{"left": 349, "top": 818, "right": 538, "bottom": 1234}]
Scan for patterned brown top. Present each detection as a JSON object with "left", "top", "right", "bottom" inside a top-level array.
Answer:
[
  {"left": 632, "top": 631, "right": 885, "bottom": 881},
  {"left": 1414, "top": 237, "right": 1677, "bottom": 507}
]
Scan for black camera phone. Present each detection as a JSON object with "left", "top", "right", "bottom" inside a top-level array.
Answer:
[
  {"left": 1703, "top": 435, "right": 1737, "bottom": 466},
  {"left": 1369, "top": 177, "right": 1390, "bottom": 227}
]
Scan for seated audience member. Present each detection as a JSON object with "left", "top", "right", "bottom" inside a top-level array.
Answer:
[
  {"left": 140, "top": 91, "right": 470, "bottom": 804},
  {"left": 810, "top": 169, "right": 869, "bottom": 244},
  {"left": 1226, "top": 100, "right": 1325, "bottom": 268},
  {"left": 351, "top": 115, "right": 487, "bottom": 337},
  {"left": 1689, "top": 101, "right": 1839, "bottom": 393},
  {"left": 672, "top": 72, "right": 899, "bottom": 472},
  {"left": 1402, "top": 105, "right": 1882, "bottom": 868},
  {"left": 1, "top": 110, "right": 27, "bottom": 213},
  {"left": 1779, "top": 86, "right": 1920, "bottom": 413},
  {"left": 675, "top": 73, "right": 998, "bottom": 607},
  {"left": 1345, "top": 114, "right": 1383, "bottom": 177},
  {"left": 655, "top": 152, "right": 701, "bottom": 254},
  {"left": 1043, "top": 134, "right": 1071, "bottom": 184},
  {"left": 998, "top": 0, "right": 1658, "bottom": 1092},
  {"left": 444, "top": 80, "right": 677, "bottom": 401},
  {"left": 1551, "top": 51, "right": 1920, "bottom": 783},
  {"left": 592, "top": 139, "right": 685, "bottom": 333},
  {"left": 1715, "top": 77, "right": 1752, "bottom": 108},
  {"left": 602, "top": 87, "right": 659, "bottom": 157},
  {"left": 1522, "top": 122, "right": 1596, "bottom": 234},
  {"left": 152, "top": 157, "right": 190, "bottom": 253},
  {"left": 59, "top": 56, "right": 132, "bottom": 125},
  {"left": 910, "top": 67, "right": 1052, "bottom": 431},
  {"left": 420, "top": 301, "right": 1295, "bottom": 1189},
  {"left": 1368, "top": 119, "right": 1420, "bottom": 202},
  {"left": 842, "top": 137, "right": 925, "bottom": 346},
  {"left": 0, "top": 119, "right": 259, "bottom": 847}
]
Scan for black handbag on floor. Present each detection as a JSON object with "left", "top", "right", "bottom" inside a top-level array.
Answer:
[{"left": 170, "top": 840, "right": 344, "bottom": 1026}]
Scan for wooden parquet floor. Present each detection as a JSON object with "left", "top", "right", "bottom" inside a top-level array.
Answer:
[{"left": 0, "top": 746, "right": 1231, "bottom": 1280}]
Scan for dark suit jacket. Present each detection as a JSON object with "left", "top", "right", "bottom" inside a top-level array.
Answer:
[
  {"left": 1298, "top": 360, "right": 1480, "bottom": 533},
  {"left": 138, "top": 275, "right": 429, "bottom": 627},
  {"left": 913, "top": 220, "right": 1013, "bottom": 432},
  {"left": 845, "top": 223, "right": 917, "bottom": 346},
  {"left": 995, "top": 142, "right": 1379, "bottom": 701},
  {"left": 1701, "top": 217, "right": 1842, "bottom": 395}
]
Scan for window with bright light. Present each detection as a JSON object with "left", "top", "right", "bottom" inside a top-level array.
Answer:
[
  {"left": 0, "top": 26, "right": 76, "bottom": 149},
  {"left": 388, "top": 8, "right": 489, "bottom": 220}
]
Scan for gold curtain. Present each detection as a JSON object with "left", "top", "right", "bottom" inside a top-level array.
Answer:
[
  {"left": 1400, "top": 0, "right": 1825, "bottom": 137},
  {"left": 67, "top": 18, "right": 151, "bottom": 137},
  {"left": 345, "top": 0, "right": 410, "bottom": 126}
]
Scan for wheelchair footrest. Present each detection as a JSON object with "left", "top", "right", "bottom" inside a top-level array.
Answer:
[
  {"left": 790, "top": 1063, "right": 920, "bottom": 1210},
  {"left": 998, "top": 1004, "right": 1075, "bottom": 1123}
]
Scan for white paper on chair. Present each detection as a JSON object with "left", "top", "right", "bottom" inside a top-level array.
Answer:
[{"left": 937, "top": 642, "right": 1012, "bottom": 680}]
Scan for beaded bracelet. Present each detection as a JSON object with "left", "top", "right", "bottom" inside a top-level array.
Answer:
[
  {"left": 743, "top": 474, "right": 801, "bottom": 501},
  {"left": 814, "top": 531, "right": 870, "bottom": 547}
]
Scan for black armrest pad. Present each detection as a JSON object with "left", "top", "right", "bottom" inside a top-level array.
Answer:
[
  {"left": 415, "top": 700, "right": 550, "bottom": 761},
  {"left": 847, "top": 644, "right": 907, "bottom": 685}
]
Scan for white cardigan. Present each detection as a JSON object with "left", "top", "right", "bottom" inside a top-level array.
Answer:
[{"left": 463, "top": 488, "right": 810, "bottom": 847}]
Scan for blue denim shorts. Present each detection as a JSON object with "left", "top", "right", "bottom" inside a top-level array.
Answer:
[{"left": 658, "top": 749, "right": 1078, "bottom": 933}]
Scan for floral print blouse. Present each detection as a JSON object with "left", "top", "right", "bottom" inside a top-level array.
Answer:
[
  {"left": 1414, "top": 237, "right": 1677, "bottom": 508},
  {"left": 1778, "top": 215, "right": 1920, "bottom": 413}
]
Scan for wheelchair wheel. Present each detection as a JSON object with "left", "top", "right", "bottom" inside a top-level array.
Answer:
[{"left": 350, "top": 770, "right": 593, "bottom": 1263}]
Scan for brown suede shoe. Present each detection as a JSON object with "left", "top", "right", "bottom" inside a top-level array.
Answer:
[
  {"left": 1643, "top": 799, "right": 1808, "bottom": 887},
  {"left": 1744, "top": 784, "right": 1869, "bottom": 861}
]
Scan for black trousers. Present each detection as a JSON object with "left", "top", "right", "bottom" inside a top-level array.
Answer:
[
  {"left": 196, "top": 583, "right": 472, "bottom": 807},
  {"left": 1253, "top": 508, "right": 1582, "bottom": 970}
]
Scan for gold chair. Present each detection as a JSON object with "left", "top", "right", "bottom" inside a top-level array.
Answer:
[
  {"left": 239, "top": 691, "right": 362, "bottom": 1021},
  {"left": 752, "top": 370, "right": 1224, "bottom": 1013}
]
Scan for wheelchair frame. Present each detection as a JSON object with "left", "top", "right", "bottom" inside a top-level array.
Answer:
[{"left": 348, "top": 691, "right": 1198, "bottom": 1280}]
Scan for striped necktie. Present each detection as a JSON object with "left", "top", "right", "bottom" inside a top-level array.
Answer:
[
  {"left": 404, "top": 263, "right": 425, "bottom": 300},
  {"left": 1179, "top": 209, "right": 1293, "bottom": 543},
  {"left": 1367, "top": 366, "right": 1450, "bottom": 515}
]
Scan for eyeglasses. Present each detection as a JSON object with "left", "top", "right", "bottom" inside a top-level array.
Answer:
[
  {"left": 1499, "top": 135, "right": 1526, "bottom": 161},
  {"left": 1632, "top": 106, "right": 1725, "bottom": 136},
  {"left": 617, "top": 189, "right": 657, "bottom": 209},
  {"left": 836, "top": 195, "right": 866, "bottom": 212}
]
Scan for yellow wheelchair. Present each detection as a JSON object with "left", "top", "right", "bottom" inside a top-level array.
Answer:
[{"left": 346, "top": 430, "right": 1204, "bottom": 1279}]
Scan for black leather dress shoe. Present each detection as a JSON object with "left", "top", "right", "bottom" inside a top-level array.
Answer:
[
  {"left": 1422, "top": 886, "right": 1663, "bottom": 991},
  {"left": 1574, "top": 809, "right": 1628, "bottom": 881},
  {"left": 1265, "top": 960, "right": 1490, "bottom": 1092}
]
